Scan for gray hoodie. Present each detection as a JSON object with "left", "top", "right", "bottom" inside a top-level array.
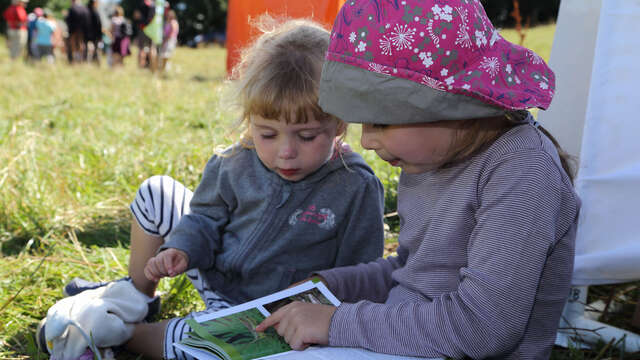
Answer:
[{"left": 161, "top": 144, "right": 385, "bottom": 304}]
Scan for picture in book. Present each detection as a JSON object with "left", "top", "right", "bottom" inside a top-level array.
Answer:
[
  {"left": 178, "top": 284, "right": 338, "bottom": 360},
  {"left": 182, "top": 308, "right": 289, "bottom": 360},
  {"left": 263, "top": 287, "right": 333, "bottom": 313}
]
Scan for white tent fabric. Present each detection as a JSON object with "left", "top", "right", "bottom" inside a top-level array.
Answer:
[{"left": 539, "top": 0, "right": 640, "bottom": 285}]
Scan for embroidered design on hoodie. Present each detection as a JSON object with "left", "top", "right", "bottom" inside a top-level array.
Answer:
[{"left": 288, "top": 205, "right": 336, "bottom": 230}]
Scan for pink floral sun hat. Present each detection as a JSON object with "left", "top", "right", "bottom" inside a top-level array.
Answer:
[{"left": 318, "top": 0, "right": 555, "bottom": 124}]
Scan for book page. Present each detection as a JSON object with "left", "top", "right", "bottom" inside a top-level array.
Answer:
[
  {"left": 258, "top": 346, "right": 442, "bottom": 360},
  {"left": 174, "top": 343, "right": 223, "bottom": 360},
  {"left": 175, "top": 344, "right": 441, "bottom": 360},
  {"left": 184, "top": 309, "right": 290, "bottom": 360},
  {"left": 177, "top": 281, "right": 342, "bottom": 360},
  {"left": 194, "top": 281, "right": 340, "bottom": 322}
]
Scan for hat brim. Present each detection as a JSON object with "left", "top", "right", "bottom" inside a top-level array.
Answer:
[{"left": 319, "top": 60, "right": 505, "bottom": 125}]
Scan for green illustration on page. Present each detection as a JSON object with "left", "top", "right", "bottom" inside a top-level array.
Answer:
[{"left": 182, "top": 308, "right": 291, "bottom": 360}]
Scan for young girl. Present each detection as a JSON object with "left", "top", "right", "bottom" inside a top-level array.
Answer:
[
  {"left": 34, "top": 9, "right": 57, "bottom": 63},
  {"left": 257, "top": 1, "right": 580, "bottom": 359},
  {"left": 38, "top": 18, "right": 385, "bottom": 360},
  {"left": 160, "top": 9, "right": 179, "bottom": 71},
  {"left": 109, "top": 6, "right": 131, "bottom": 67}
]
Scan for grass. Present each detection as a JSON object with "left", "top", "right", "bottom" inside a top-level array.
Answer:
[{"left": 0, "top": 24, "right": 638, "bottom": 359}]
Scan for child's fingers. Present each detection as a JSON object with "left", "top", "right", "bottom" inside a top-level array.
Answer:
[
  {"left": 257, "top": 302, "right": 333, "bottom": 350},
  {"left": 282, "top": 319, "right": 300, "bottom": 348},
  {"left": 163, "top": 249, "right": 188, "bottom": 276},
  {"left": 255, "top": 309, "right": 283, "bottom": 332},
  {"left": 173, "top": 253, "right": 187, "bottom": 274},
  {"left": 256, "top": 303, "right": 311, "bottom": 350},
  {"left": 270, "top": 304, "right": 311, "bottom": 350},
  {"left": 292, "top": 342, "right": 310, "bottom": 351},
  {"left": 147, "top": 256, "right": 169, "bottom": 280},
  {"left": 287, "top": 329, "right": 310, "bottom": 351},
  {"left": 254, "top": 320, "right": 269, "bottom": 332},
  {"left": 163, "top": 252, "right": 178, "bottom": 276},
  {"left": 144, "top": 258, "right": 161, "bottom": 282}
]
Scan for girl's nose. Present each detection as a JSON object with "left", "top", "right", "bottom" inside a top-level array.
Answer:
[
  {"left": 278, "top": 139, "right": 297, "bottom": 159},
  {"left": 360, "top": 124, "right": 378, "bottom": 150}
]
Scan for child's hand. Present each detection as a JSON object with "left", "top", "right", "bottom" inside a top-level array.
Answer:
[
  {"left": 255, "top": 302, "right": 336, "bottom": 350},
  {"left": 144, "top": 248, "right": 189, "bottom": 282}
]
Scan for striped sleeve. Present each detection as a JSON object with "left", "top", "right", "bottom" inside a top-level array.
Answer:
[{"left": 130, "top": 175, "right": 192, "bottom": 238}]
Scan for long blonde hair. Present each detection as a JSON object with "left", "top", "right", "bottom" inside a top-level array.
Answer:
[
  {"left": 443, "top": 111, "right": 576, "bottom": 183},
  {"left": 230, "top": 16, "right": 343, "bottom": 147}
]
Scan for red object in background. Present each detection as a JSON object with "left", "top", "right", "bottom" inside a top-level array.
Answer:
[
  {"left": 3, "top": 4, "right": 28, "bottom": 30},
  {"left": 225, "top": 0, "right": 345, "bottom": 75}
]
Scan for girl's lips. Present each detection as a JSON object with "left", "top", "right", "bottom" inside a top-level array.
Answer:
[
  {"left": 388, "top": 159, "right": 400, "bottom": 166},
  {"left": 279, "top": 168, "right": 300, "bottom": 177}
]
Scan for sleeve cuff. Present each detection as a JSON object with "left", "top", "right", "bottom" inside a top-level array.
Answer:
[{"left": 314, "top": 268, "right": 345, "bottom": 299}]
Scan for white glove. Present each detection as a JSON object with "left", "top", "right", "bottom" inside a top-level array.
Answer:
[{"left": 44, "top": 281, "right": 149, "bottom": 360}]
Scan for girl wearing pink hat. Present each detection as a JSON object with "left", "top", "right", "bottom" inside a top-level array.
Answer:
[{"left": 258, "top": 1, "right": 580, "bottom": 359}]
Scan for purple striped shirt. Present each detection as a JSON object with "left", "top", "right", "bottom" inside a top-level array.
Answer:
[{"left": 318, "top": 124, "right": 579, "bottom": 359}]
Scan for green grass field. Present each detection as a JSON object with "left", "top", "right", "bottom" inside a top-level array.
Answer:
[{"left": 1, "top": 25, "right": 638, "bottom": 359}]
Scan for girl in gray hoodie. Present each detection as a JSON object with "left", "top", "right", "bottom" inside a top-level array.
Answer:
[
  {"left": 127, "top": 17, "right": 386, "bottom": 360},
  {"left": 38, "top": 18, "right": 385, "bottom": 360}
]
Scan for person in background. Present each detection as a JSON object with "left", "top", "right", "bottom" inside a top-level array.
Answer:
[
  {"left": 109, "top": 5, "right": 131, "bottom": 67},
  {"left": 130, "top": 8, "right": 141, "bottom": 47},
  {"left": 26, "top": 7, "right": 42, "bottom": 60},
  {"left": 159, "top": 9, "right": 178, "bottom": 72},
  {"left": 85, "top": 0, "right": 102, "bottom": 65},
  {"left": 135, "top": 0, "right": 156, "bottom": 70},
  {"left": 34, "top": 9, "right": 56, "bottom": 63},
  {"left": 52, "top": 14, "right": 67, "bottom": 61},
  {"left": 65, "top": 0, "right": 90, "bottom": 63},
  {"left": 3, "top": 0, "right": 29, "bottom": 60},
  {"left": 102, "top": 20, "right": 112, "bottom": 65}
]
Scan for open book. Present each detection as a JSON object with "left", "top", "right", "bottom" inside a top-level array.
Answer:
[{"left": 174, "top": 280, "right": 438, "bottom": 360}]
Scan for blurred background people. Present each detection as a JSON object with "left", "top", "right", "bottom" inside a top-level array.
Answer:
[
  {"left": 3, "top": 0, "right": 29, "bottom": 60},
  {"left": 34, "top": 9, "right": 56, "bottom": 63},
  {"left": 160, "top": 8, "right": 178, "bottom": 72},
  {"left": 26, "top": 7, "right": 42, "bottom": 60},
  {"left": 109, "top": 5, "right": 131, "bottom": 67},
  {"left": 85, "top": 0, "right": 102, "bottom": 65},
  {"left": 135, "top": 0, "right": 156, "bottom": 70},
  {"left": 65, "top": 0, "right": 90, "bottom": 63},
  {"left": 51, "top": 13, "right": 66, "bottom": 60}
]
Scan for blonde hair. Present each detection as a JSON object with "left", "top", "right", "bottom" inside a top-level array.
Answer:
[
  {"left": 442, "top": 111, "right": 576, "bottom": 183},
  {"left": 229, "top": 16, "right": 343, "bottom": 147}
]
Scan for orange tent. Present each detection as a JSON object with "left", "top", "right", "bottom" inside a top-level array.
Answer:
[{"left": 225, "top": 0, "right": 345, "bottom": 74}]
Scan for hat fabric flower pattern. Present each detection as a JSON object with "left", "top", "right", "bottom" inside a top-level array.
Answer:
[{"left": 325, "top": 0, "right": 555, "bottom": 110}]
